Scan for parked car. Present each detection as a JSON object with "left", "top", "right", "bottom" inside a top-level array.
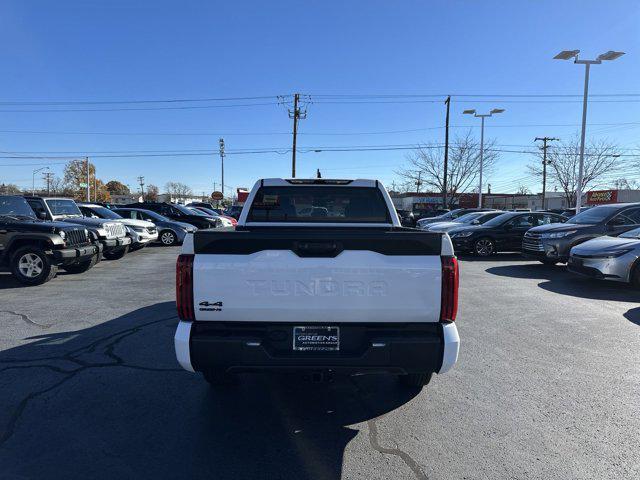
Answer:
[
  {"left": 113, "top": 208, "right": 196, "bottom": 246},
  {"left": 187, "top": 202, "right": 224, "bottom": 215},
  {"left": 423, "top": 211, "right": 503, "bottom": 233},
  {"left": 416, "top": 208, "right": 495, "bottom": 228},
  {"left": 448, "top": 211, "right": 565, "bottom": 256},
  {"left": 523, "top": 203, "right": 640, "bottom": 265},
  {"left": 25, "top": 196, "right": 131, "bottom": 260},
  {"left": 568, "top": 227, "right": 640, "bottom": 286},
  {"left": 190, "top": 206, "right": 237, "bottom": 226},
  {"left": 123, "top": 202, "right": 220, "bottom": 230},
  {"left": 414, "top": 208, "right": 450, "bottom": 221},
  {"left": 174, "top": 178, "right": 459, "bottom": 389},
  {"left": 395, "top": 209, "right": 415, "bottom": 227},
  {"left": 224, "top": 205, "right": 243, "bottom": 220},
  {"left": 78, "top": 203, "right": 158, "bottom": 250},
  {"left": 0, "top": 196, "right": 102, "bottom": 285},
  {"left": 185, "top": 207, "right": 234, "bottom": 227}
]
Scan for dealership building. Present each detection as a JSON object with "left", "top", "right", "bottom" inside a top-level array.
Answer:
[{"left": 391, "top": 189, "right": 640, "bottom": 212}]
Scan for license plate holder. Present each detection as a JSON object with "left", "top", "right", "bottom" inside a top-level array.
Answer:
[{"left": 293, "top": 326, "right": 340, "bottom": 352}]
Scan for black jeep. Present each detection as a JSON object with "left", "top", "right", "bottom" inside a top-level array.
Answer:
[{"left": 0, "top": 196, "right": 102, "bottom": 285}]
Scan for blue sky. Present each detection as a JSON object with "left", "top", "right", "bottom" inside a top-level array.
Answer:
[{"left": 0, "top": 0, "right": 638, "bottom": 196}]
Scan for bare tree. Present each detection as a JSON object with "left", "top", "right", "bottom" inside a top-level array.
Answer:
[
  {"left": 528, "top": 136, "right": 621, "bottom": 207},
  {"left": 0, "top": 183, "right": 21, "bottom": 194},
  {"left": 165, "top": 181, "right": 193, "bottom": 201},
  {"left": 397, "top": 131, "right": 499, "bottom": 207},
  {"left": 612, "top": 178, "right": 639, "bottom": 190},
  {"left": 516, "top": 185, "right": 531, "bottom": 195}
]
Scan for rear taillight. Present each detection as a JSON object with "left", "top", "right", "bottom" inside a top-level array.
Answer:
[
  {"left": 440, "top": 256, "right": 459, "bottom": 322},
  {"left": 176, "top": 254, "right": 194, "bottom": 320}
]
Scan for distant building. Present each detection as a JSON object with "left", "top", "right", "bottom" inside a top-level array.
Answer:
[
  {"left": 156, "top": 194, "right": 203, "bottom": 205},
  {"left": 110, "top": 194, "right": 142, "bottom": 205},
  {"left": 391, "top": 189, "right": 640, "bottom": 213}
]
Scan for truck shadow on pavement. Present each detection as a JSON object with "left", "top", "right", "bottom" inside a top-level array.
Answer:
[
  {"left": 485, "top": 264, "right": 640, "bottom": 302},
  {"left": 623, "top": 307, "right": 640, "bottom": 326},
  {"left": 0, "top": 302, "right": 421, "bottom": 480},
  {"left": 458, "top": 253, "right": 526, "bottom": 263}
]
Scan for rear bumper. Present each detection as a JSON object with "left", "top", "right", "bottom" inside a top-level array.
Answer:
[
  {"left": 174, "top": 321, "right": 459, "bottom": 376},
  {"left": 51, "top": 243, "right": 102, "bottom": 265}
]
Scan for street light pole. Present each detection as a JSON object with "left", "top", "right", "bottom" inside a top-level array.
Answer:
[
  {"left": 553, "top": 49, "right": 625, "bottom": 211},
  {"left": 463, "top": 108, "right": 505, "bottom": 208},
  {"left": 478, "top": 116, "right": 485, "bottom": 208}
]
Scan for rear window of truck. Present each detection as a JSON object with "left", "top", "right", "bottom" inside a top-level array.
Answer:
[{"left": 246, "top": 186, "right": 391, "bottom": 223}]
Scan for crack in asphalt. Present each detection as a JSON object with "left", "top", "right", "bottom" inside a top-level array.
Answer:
[
  {"left": 0, "top": 315, "right": 182, "bottom": 446},
  {"left": 348, "top": 377, "right": 428, "bottom": 480},
  {"left": 0, "top": 310, "right": 52, "bottom": 329}
]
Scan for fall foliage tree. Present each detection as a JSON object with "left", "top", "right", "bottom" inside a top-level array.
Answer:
[
  {"left": 62, "top": 159, "right": 111, "bottom": 202},
  {"left": 145, "top": 184, "right": 159, "bottom": 201},
  {"left": 105, "top": 180, "right": 130, "bottom": 195}
]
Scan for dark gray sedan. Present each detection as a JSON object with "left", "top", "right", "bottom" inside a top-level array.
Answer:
[{"left": 113, "top": 208, "right": 196, "bottom": 246}]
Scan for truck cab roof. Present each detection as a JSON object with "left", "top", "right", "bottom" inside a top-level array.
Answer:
[{"left": 238, "top": 178, "right": 401, "bottom": 227}]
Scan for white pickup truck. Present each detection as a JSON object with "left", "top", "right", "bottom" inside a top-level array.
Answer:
[{"left": 174, "top": 178, "right": 459, "bottom": 388}]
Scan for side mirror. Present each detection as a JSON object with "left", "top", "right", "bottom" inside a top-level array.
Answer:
[
  {"left": 504, "top": 223, "right": 513, "bottom": 230},
  {"left": 471, "top": 220, "right": 480, "bottom": 225},
  {"left": 37, "top": 211, "right": 47, "bottom": 220}
]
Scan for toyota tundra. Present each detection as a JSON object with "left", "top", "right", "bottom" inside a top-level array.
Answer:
[{"left": 174, "top": 179, "right": 460, "bottom": 388}]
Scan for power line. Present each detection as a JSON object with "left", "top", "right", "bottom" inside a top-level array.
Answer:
[
  {"left": 0, "top": 95, "right": 288, "bottom": 106},
  {"left": 0, "top": 101, "right": 282, "bottom": 113},
  {"left": 0, "top": 122, "right": 637, "bottom": 137}
]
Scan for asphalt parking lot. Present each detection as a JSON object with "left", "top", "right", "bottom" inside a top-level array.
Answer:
[{"left": 1, "top": 247, "right": 639, "bottom": 479}]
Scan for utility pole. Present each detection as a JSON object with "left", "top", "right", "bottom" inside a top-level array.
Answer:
[
  {"left": 85, "top": 157, "right": 90, "bottom": 202},
  {"left": 32, "top": 166, "right": 49, "bottom": 195},
  {"left": 218, "top": 138, "right": 225, "bottom": 197},
  {"left": 534, "top": 137, "right": 559, "bottom": 210},
  {"left": 43, "top": 171, "right": 53, "bottom": 195},
  {"left": 415, "top": 171, "right": 423, "bottom": 193},
  {"left": 137, "top": 176, "right": 145, "bottom": 200},
  {"left": 443, "top": 95, "right": 451, "bottom": 208},
  {"left": 288, "top": 93, "right": 307, "bottom": 178}
]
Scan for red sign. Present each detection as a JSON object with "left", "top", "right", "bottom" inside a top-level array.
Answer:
[
  {"left": 458, "top": 193, "right": 478, "bottom": 208},
  {"left": 586, "top": 190, "right": 618, "bottom": 205},
  {"left": 236, "top": 188, "right": 249, "bottom": 204}
]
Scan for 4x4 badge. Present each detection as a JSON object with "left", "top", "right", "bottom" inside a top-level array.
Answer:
[{"left": 198, "top": 301, "right": 223, "bottom": 311}]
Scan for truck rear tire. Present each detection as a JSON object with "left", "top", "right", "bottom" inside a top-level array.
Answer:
[
  {"left": 63, "top": 254, "right": 99, "bottom": 274},
  {"left": 400, "top": 372, "right": 433, "bottom": 388},
  {"left": 203, "top": 369, "right": 237, "bottom": 386},
  {"left": 10, "top": 246, "right": 58, "bottom": 286}
]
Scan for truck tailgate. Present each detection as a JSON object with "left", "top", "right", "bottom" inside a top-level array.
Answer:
[{"left": 191, "top": 229, "right": 443, "bottom": 324}]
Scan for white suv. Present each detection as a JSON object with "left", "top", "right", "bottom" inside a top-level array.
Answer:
[{"left": 78, "top": 204, "right": 158, "bottom": 250}]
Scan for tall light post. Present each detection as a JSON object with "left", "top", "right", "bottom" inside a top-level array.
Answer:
[
  {"left": 32, "top": 166, "right": 49, "bottom": 195},
  {"left": 553, "top": 49, "right": 625, "bottom": 211},
  {"left": 462, "top": 108, "right": 505, "bottom": 207}
]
